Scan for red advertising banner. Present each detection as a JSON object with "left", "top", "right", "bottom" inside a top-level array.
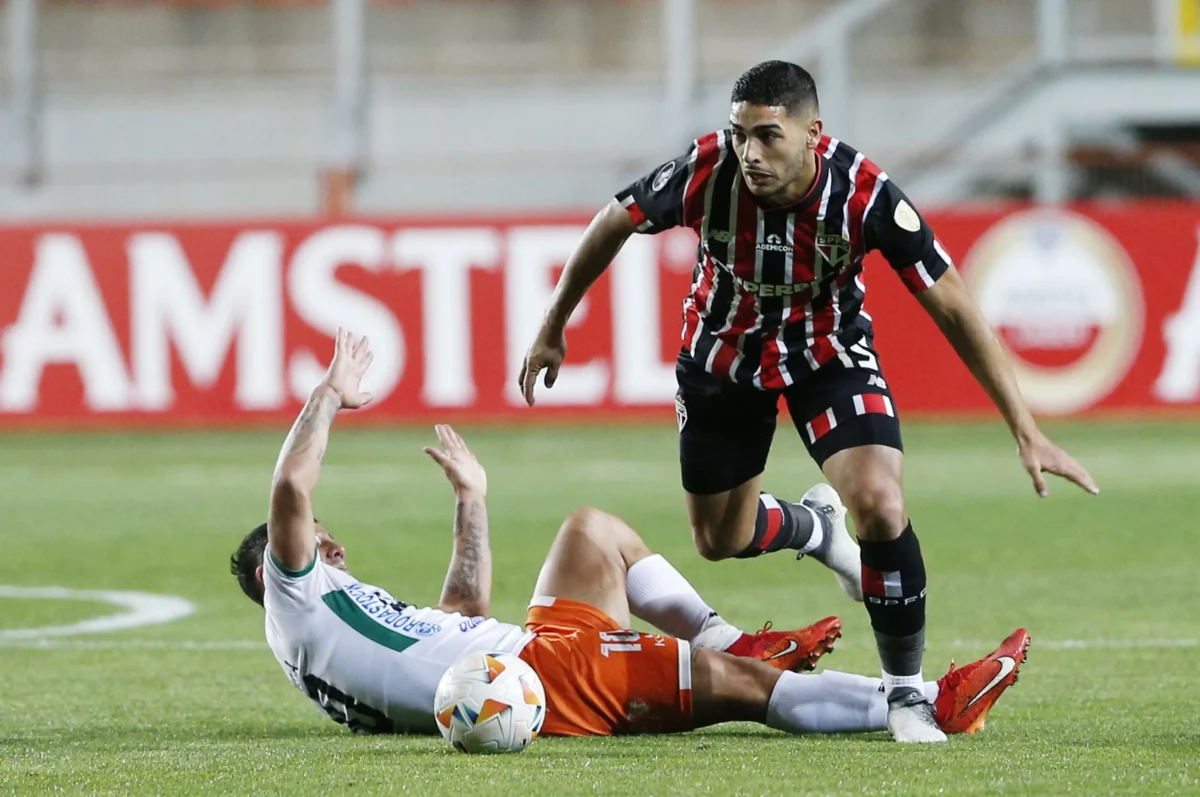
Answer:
[{"left": 0, "top": 204, "right": 1197, "bottom": 428}]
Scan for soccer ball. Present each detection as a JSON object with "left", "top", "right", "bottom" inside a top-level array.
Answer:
[{"left": 434, "top": 650, "right": 547, "bottom": 754}]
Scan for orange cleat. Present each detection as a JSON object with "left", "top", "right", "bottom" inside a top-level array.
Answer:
[
  {"left": 934, "top": 628, "right": 1031, "bottom": 735},
  {"left": 727, "top": 616, "right": 842, "bottom": 672}
]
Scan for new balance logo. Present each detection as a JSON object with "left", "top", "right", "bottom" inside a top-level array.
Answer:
[{"left": 867, "top": 374, "right": 888, "bottom": 390}]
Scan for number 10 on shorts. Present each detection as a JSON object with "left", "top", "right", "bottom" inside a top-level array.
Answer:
[{"left": 599, "top": 630, "right": 642, "bottom": 657}]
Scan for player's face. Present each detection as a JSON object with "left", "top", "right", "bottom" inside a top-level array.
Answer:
[
  {"left": 729, "top": 102, "right": 821, "bottom": 203},
  {"left": 316, "top": 526, "right": 348, "bottom": 572}
]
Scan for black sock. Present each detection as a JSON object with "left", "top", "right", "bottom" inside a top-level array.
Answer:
[
  {"left": 735, "top": 493, "right": 818, "bottom": 558},
  {"left": 859, "top": 524, "right": 927, "bottom": 684}
]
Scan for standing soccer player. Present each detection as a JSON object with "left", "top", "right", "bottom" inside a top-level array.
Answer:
[{"left": 519, "top": 61, "right": 1098, "bottom": 743}]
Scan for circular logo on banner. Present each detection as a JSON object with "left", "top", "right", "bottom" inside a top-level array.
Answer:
[{"left": 962, "top": 209, "right": 1143, "bottom": 415}]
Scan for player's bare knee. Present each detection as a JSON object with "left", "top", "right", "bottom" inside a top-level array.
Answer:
[
  {"left": 847, "top": 482, "right": 906, "bottom": 541},
  {"left": 558, "top": 506, "right": 635, "bottom": 557},
  {"left": 542, "top": 508, "right": 627, "bottom": 588},
  {"left": 574, "top": 506, "right": 655, "bottom": 567},
  {"left": 559, "top": 506, "right": 614, "bottom": 542}
]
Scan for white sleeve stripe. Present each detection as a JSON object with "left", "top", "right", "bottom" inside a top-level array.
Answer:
[
  {"left": 678, "top": 639, "right": 692, "bottom": 691},
  {"left": 915, "top": 261, "right": 935, "bottom": 286},
  {"left": 933, "top": 238, "right": 954, "bottom": 266},
  {"left": 681, "top": 138, "right": 702, "bottom": 223},
  {"left": 841, "top": 153, "right": 865, "bottom": 240},
  {"left": 861, "top": 177, "right": 886, "bottom": 232}
]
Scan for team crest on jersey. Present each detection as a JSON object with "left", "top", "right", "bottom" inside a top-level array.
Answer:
[
  {"left": 816, "top": 233, "right": 851, "bottom": 272},
  {"left": 709, "top": 228, "right": 733, "bottom": 244}
]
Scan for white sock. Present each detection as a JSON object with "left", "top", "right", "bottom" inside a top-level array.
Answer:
[
  {"left": 882, "top": 670, "right": 926, "bottom": 695},
  {"left": 625, "top": 554, "right": 740, "bottom": 647},
  {"left": 797, "top": 504, "right": 824, "bottom": 554},
  {"left": 766, "top": 671, "right": 941, "bottom": 735},
  {"left": 767, "top": 671, "right": 889, "bottom": 734},
  {"left": 691, "top": 615, "right": 744, "bottom": 651}
]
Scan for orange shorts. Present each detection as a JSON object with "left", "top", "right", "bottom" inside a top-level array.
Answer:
[{"left": 518, "top": 596, "right": 694, "bottom": 737}]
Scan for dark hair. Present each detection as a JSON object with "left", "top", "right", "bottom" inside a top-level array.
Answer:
[
  {"left": 731, "top": 61, "right": 819, "bottom": 116},
  {"left": 230, "top": 522, "right": 269, "bottom": 606}
]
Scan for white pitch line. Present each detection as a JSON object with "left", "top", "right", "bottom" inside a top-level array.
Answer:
[
  {"left": 0, "top": 585, "right": 196, "bottom": 640},
  {"left": 994, "top": 638, "right": 1197, "bottom": 650},
  {"left": 0, "top": 639, "right": 262, "bottom": 650}
]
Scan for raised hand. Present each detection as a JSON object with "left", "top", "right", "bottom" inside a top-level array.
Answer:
[
  {"left": 424, "top": 424, "right": 488, "bottom": 497},
  {"left": 322, "top": 327, "right": 375, "bottom": 410}
]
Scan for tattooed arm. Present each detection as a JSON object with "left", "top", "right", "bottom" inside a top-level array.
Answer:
[
  {"left": 268, "top": 329, "right": 375, "bottom": 572},
  {"left": 438, "top": 492, "right": 492, "bottom": 617},
  {"left": 423, "top": 425, "right": 492, "bottom": 617}
]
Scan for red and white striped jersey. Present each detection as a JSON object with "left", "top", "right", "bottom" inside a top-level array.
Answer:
[{"left": 616, "top": 132, "right": 953, "bottom": 390}]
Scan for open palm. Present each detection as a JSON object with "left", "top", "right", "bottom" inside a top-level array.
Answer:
[
  {"left": 324, "top": 327, "right": 375, "bottom": 410},
  {"left": 424, "top": 424, "right": 488, "bottom": 496}
]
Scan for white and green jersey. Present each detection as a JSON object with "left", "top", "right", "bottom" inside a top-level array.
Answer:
[{"left": 263, "top": 551, "right": 534, "bottom": 734}]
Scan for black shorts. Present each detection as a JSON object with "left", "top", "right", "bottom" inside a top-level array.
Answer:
[{"left": 675, "top": 339, "right": 904, "bottom": 495}]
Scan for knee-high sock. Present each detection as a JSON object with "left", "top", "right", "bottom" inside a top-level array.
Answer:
[
  {"left": 765, "top": 671, "right": 940, "bottom": 734},
  {"left": 735, "top": 494, "right": 823, "bottom": 558},
  {"left": 625, "top": 554, "right": 740, "bottom": 649},
  {"left": 859, "top": 524, "right": 928, "bottom": 694}
]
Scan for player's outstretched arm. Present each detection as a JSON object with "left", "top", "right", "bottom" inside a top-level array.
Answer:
[
  {"left": 424, "top": 425, "right": 492, "bottom": 617},
  {"left": 519, "top": 199, "right": 636, "bottom": 406},
  {"left": 916, "top": 267, "right": 1099, "bottom": 498},
  {"left": 268, "top": 328, "right": 375, "bottom": 572}
]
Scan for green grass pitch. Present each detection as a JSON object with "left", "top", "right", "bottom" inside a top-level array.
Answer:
[{"left": 0, "top": 421, "right": 1197, "bottom": 795}]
